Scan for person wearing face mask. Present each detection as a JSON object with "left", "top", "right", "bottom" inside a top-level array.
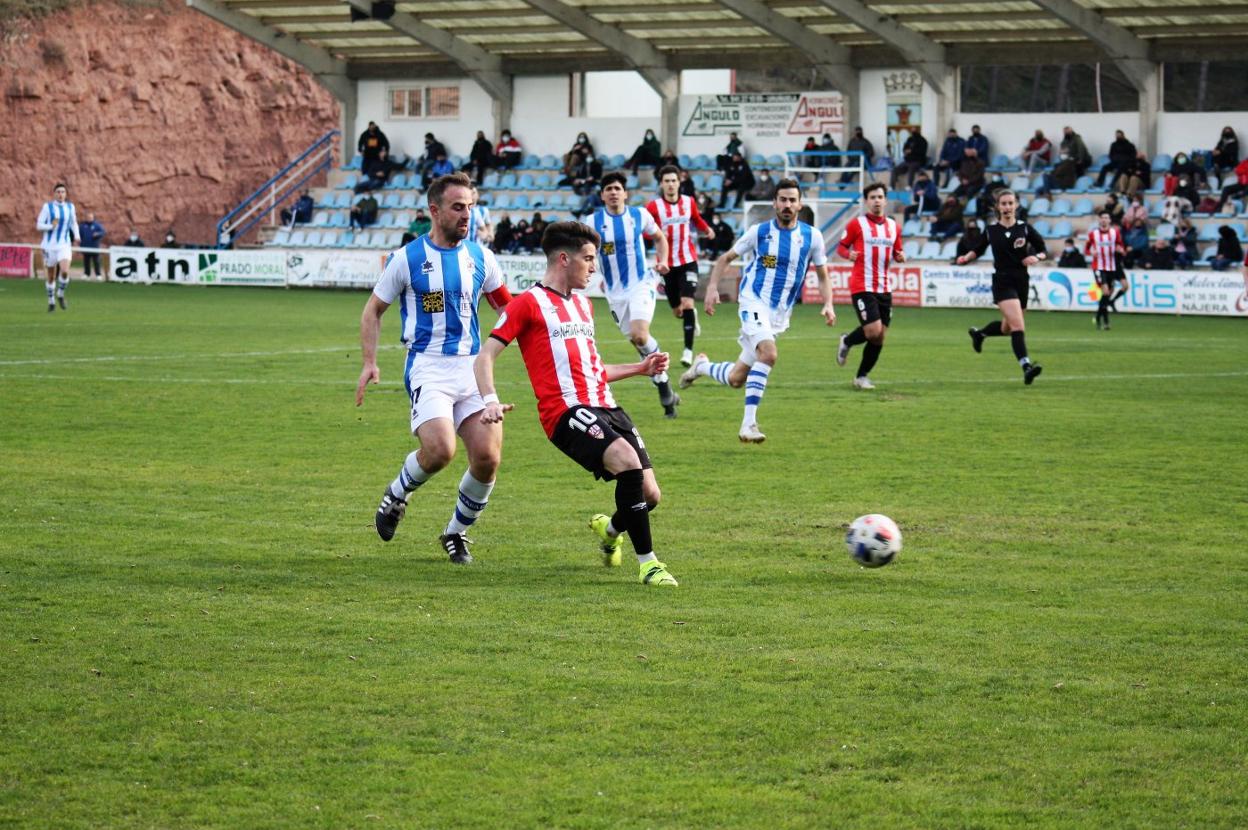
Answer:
[
  {"left": 495, "top": 130, "right": 523, "bottom": 169},
  {"left": 161, "top": 230, "right": 178, "bottom": 249},
  {"left": 1057, "top": 237, "right": 1086, "bottom": 268},
  {"left": 1211, "top": 127, "right": 1239, "bottom": 175},
  {"left": 563, "top": 132, "right": 595, "bottom": 177},
  {"left": 625, "top": 129, "right": 662, "bottom": 174},
  {"left": 747, "top": 168, "right": 777, "bottom": 202},
  {"left": 124, "top": 228, "right": 145, "bottom": 247}
]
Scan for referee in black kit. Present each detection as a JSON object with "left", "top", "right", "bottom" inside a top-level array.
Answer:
[{"left": 956, "top": 189, "right": 1045, "bottom": 385}]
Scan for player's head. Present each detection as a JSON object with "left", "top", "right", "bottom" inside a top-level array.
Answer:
[
  {"left": 52, "top": 183, "right": 67, "bottom": 202},
  {"left": 542, "top": 222, "right": 600, "bottom": 289},
  {"left": 600, "top": 171, "right": 628, "bottom": 209},
  {"left": 862, "top": 182, "right": 887, "bottom": 215},
  {"left": 774, "top": 178, "right": 802, "bottom": 225},
  {"left": 658, "top": 165, "right": 681, "bottom": 199},
  {"left": 995, "top": 188, "right": 1018, "bottom": 220},
  {"left": 1098, "top": 210, "right": 1111, "bottom": 229},
  {"left": 427, "top": 172, "right": 475, "bottom": 243}
]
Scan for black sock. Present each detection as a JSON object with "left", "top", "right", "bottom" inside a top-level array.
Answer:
[
  {"left": 611, "top": 469, "right": 653, "bottom": 557},
  {"left": 1110, "top": 287, "right": 1127, "bottom": 307},
  {"left": 682, "top": 309, "right": 696, "bottom": 349},
  {"left": 857, "top": 342, "right": 882, "bottom": 377},
  {"left": 1097, "top": 296, "right": 1110, "bottom": 324},
  {"left": 655, "top": 377, "right": 673, "bottom": 401},
  {"left": 981, "top": 321, "right": 1004, "bottom": 337},
  {"left": 844, "top": 327, "right": 868, "bottom": 347},
  {"left": 1011, "top": 331, "right": 1029, "bottom": 364}
]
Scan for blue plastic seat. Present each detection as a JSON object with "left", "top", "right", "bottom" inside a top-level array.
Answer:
[
  {"left": 692, "top": 154, "right": 712, "bottom": 170},
  {"left": 1009, "top": 175, "right": 1031, "bottom": 192},
  {"left": 1050, "top": 219, "right": 1073, "bottom": 238},
  {"left": 1050, "top": 198, "right": 1073, "bottom": 217},
  {"left": 513, "top": 194, "right": 531, "bottom": 209},
  {"left": 1198, "top": 223, "right": 1220, "bottom": 241},
  {"left": 339, "top": 175, "right": 357, "bottom": 190},
  {"left": 271, "top": 229, "right": 291, "bottom": 246},
  {"left": 1029, "top": 220, "right": 1051, "bottom": 238},
  {"left": 1029, "top": 197, "right": 1052, "bottom": 217},
  {"left": 311, "top": 210, "right": 329, "bottom": 226},
  {"left": 1151, "top": 154, "right": 1173, "bottom": 172},
  {"left": 524, "top": 154, "right": 540, "bottom": 168},
  {"left": 288, "top": 229, "right": 307, "bottom": 246},
  {"left": 1068, "top": 175, "right": 1093, "bottom": 194},
  {"left": 766, "top": 154, "right": 785, "bottom": 169},
  {"left": 483, "top": 171, "right": 501, "bottom": 188},
  {"left": 1072, "top": 197, "right": 1094, "bottom": 215},
  {"left": 902, "top": 219, "right": 922, "bottom": 236},
  {"left": 939, "top": 239, "right": 959, "bottom": 259},
  {"left": 499, "top": 173, "right": 517, "bottom": 190},
  {"left": 493, "top": 194, "right": 512, "bottom": 210},
  {"left": 749, "top": 154, "right": 766, "bottom": 168},
  {"left": 919, "top": 240, "right": 943, "bottom": 259},
  {"left": 534, "top": 173, "right": 553, "bottom": 190},
  {"left": 990, "top": 153, "right": 1013, "bottom": 170},
  {"left": 518, "top": 173, "right": 536, "bottom": 189},
  {"left": 609, "top": 154, "right": 626, "bottom": 168},
  {"left": 902, "top": 239, "right": 920, "bottom": 259},
  {"left": 540, "top": 154, "right": 559, "bottom": 169}
]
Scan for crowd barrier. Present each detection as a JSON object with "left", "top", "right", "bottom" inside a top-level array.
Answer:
[{"left": 3, "top": 243, "right": 1245, "bottom": 317}]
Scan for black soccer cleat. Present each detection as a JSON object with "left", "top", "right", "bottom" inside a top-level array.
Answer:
[
  {"left": 1023, "top": 363, "right": 1043, "bottom": 385},
  {"left": 440, "top": 532, "right": 474, "bottom": 564},
  {"left": 968, "top": 327, "right": 985, "bottom": 353},
  {"left": 662, "top": 391, "right": 680, "bottom": 419},
  {"left": 57, "top": 295, "right": 67, "bottom": 310},
  {"left": 374, "top": 490, "right": 406, "bottom": 541}
]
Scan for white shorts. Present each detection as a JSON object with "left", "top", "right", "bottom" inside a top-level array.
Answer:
[
  {"left": 43, "top": 244, "right": 71, "bottom": 266},
  {"left": 736, "top": 297, "right": 792, "bottom": 363},
  {"left": 605, "top": 278, "right": 657, "bottom": 337},
  {"left": 405, "top": 353, "right": 486, "bottom": 434}
]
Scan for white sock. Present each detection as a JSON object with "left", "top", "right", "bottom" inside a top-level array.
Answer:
[
  {"left": 605, "top": 518, "right": 621, "bottom": 538},
  {"left": 636, "top": 337, "right": 669, "bottom": 385},
  {"left": 698, "top": 360, "right": 733, "bottom": 385},
  {"left": 46, "top": 283, "right": 54, "bottom": 302},
  {"left": 57, "top": 277, "right": 68, "bottom": 297},
  {"left": 637, "top": 552, "right": 657, "bottom": 565},
  {"left": 388, "top": 451, "right": 433, "bottom": 500},
  {"left": 742, "top": 362, "right": 772, "bottom": 425},
  {"left": 445, "top": 470, "right": 494, "bottom": 535}
]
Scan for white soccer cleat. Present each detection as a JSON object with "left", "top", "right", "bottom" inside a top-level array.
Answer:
[
  {"left": 836, "top": 334, "right": 850, "bottom": 366},
  {"left": 738, "top": 423, "right": 766, "bottom": 443},
  {"left": 852, "top": 376, "right": 876, "bottom": 390},
  {"left": 681, "top": 348, "right": 694, "bottom": 367},
  {"left": 678, "top": 353, "right": 708, "bottom": 388}
]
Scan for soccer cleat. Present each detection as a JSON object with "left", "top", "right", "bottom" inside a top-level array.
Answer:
[
  {"left": 1095, "top": 317, "right": 1102, "bottom": 330},
  {"left": 968, "top": 327, "right": 985, "bottom": 353},
  {"left": 663, "top": 392, "right": 680, "bottom": 419},
  {"left": 836, "top": 334, "right": 850, "bottom": 366},
  {"left": 738, "top": 423, "right": 766, "bottom": 443},
  {"left": 639, "top": 560, "right": 678, "bottom": 587},
  {"left": 681, "top": 348, "right": 694, "bottom": 367},
  {"left": 1023, "top": 363, "right": 1043, "bottom": 385},
  {"left": 374, "top": 490, "right": 407, "bottom": 541},
  {"left": 852, "top": 376, "right": 876, "bottom": 390},
  {"left": 440, "top": 532, "right": 474, "bottom": 564},
  {"left": 57, "top": 295, "right": 66, "bottom": 310},
  {"left": 47, "top": 303, "right": 55, "bottom": 313},
  {"left": 589, "top": 513, "right": 622, "bottom": 567},
  {"left": 678, "top": 353, "right": 708, "bottom": 388},
  {"left": 1102, "top": 322, "right": 1111, "bottom": 330}
]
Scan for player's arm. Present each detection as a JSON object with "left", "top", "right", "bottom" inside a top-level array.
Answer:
[
  {"left": 605, "top": 351, "right": 669, "bottom": 382},
  {"left": 485, "top": 285, "right": 512, "bottom": 311},
  {"left": 689, "top": 201, "right": 715, "bottom": 239},
  {"left": 35, "top": 205, "right": 52, "bottom": 232},
  {"left": 1022, "top": 226, "right": 1048, "bottom": 266},
  {"left": 645, "top": 229, "right": 670, "bottom": 275},
  {"left": 355, "top": 293, "right": 390, "bottom": 406},
  {"left": 473, "top": 337, "right": 515, "bottom": 423},
  {"left": 956, "top": 231, "right": 989, "bottom": 265},
  {"left": 815, "top": 264, "right": 836, "bottom": 326},
  {"left": 705, "top": 249, "right": 738, "bottom": 316},
  {"left": 481, "top": 250, "right": 513, "bottom": 311},
  {"left": 1084, "top": 233, "right": 1096, "bottom": 256},
  {"left": 892, "top": 229, "right": 906, "bottom": 263},
  {"left": 835, "top": 222, "right": 859, "bottom": 261}
]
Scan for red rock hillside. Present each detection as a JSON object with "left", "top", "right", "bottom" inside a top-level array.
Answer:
[{"left": 0, "top": 0, "right": 339, "bottom": 246}]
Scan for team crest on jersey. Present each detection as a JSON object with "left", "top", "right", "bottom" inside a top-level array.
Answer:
[
  {"left": 761, "top": 254, "right": 778, "bottom": 269},
  {"left": 601, "top": 241, "right": 616, "bottom": 255},
  {"left": 421, "top": 260, "right": 435, "bottom": 273},
  {"left": 587, "top": 424, "right": 604, "bottom": 439},
  {"left": 1014, "top": 237, "right": 1027, "bottom": 249},
  {"left": 422, "top": 290, "right": 445, "bottom": 312}
]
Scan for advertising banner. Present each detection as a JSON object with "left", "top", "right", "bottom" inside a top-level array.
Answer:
[
  {"left": 197, "top": 250, "right": 285, "bottom": 287},
  {"left": 285, "top": 249, "right": 384, "bottom": 288},
  {"left": 108, "top": 247, "right": 200, "bottom": 284},
  {"left": 498, "top": 254, "right": 606, "bottom": 298},
  {"left": 679, "top": 92, "right": 845, "bottom": 157},
  {"left": 801, "top": 264, "right": 923, "bottom": 307},
  {"left": 0, "top": 245, "right": 33, "bottom": 278},
  {"left": 919, "top": 266, "right": 1000, "bottom": 309}
]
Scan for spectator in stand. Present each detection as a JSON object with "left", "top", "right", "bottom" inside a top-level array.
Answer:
[
  {"left": 716, "top": 131, "right": 743, "bottom": 171},
  {"left": 562, "top": 132, "right": 594, "bottom": 177},
  {"left": 842, "top": 126, "right": 874, "bottom": 183},
  {"left": 903, "top": 171, "right": 938, "bottom": 219},
  {"left": 161, "top": 230, "right": 179, "bottom": 249},
  {"left": 1173, "top": 218, "right": 1197, "bottom": 267},
  {"left": 1115, "top": 152, "right": 1152, "bottom": 199},
  {"left": 1060, "top": 126, "right": 1093, "bottom": 175},
  {"left": 1096, "top": 130, "right": 1137, "bottom": 188},
  {"left": 930, "top": 196, "right": 964, "bottom": 239},
  {"left": 952, "top": 147, "right": 987, "bottom": 201},
  {"left": 124, "top": 228, "right": 144, "bottom": 246},
  {"left": 625, "top": 129, "right": 662, "bottom": 173},
  {"left": 891, "top": 127, "right": 929, "bottom": 188},
  {"left": 820, "top": 132, "right": 841, "bottom": 167},
  {"left": 280, "top": 191, "right": 314, "bottom": 226},
  {"left": 465, "top": 130, "right": 494, "bottom": 184},
  {"left": 407, "top": 207, "right": 431, "bottom": 237},
  {"left": 573, "top": 180, "right": 603, "bottom": 219},
  {"left": 510, "top": 218, "right": 531, "bottom": 253},
  {"left": 493, "top": 213, "right": 514, "bottom": 253},
  {"left": 417, "top": 133, "right": 447, "bottom": 182},
  {"left": 954, "top": 220, "right": 983, "bottom": 261},
  {"left": 357, "top": 121, "right": 390, "bottom": 164},
  {"left": 1020, "top": 130, "right": 1054, "bottom": 175},
  {"left": 1058, "top": 237, "right": 1087, "bottom": 268},
  {"left": 746, "top": 168, "right": 777, "bottom": 202},
  {"left": 966, "top": 124, "right": 989, "bottom": 162},
  {"left": 800, "top": 136, "right": 820, "bottom": 167},
  {"left": 1215, "top": 157, "right": 1248, "bottom": 211},
  {"left": 1123, "top": 193, "right": 1149, "bottom": 230},
  {"left": 349, "top": 194, "right": 378, "bottom": 231},
  {"left": 355, "top": 150, "right": 391, "bottom": 193},
  {"left": 702, "top": 209, "right": 735, "bottom": 259},
  {"left": 577, "top": 153, "right": 603, "bottom": 195},
  {"left": 1161, "top": 193, "right": 1191, "bottom": 225},
  {"left": 1102, "top": 192, "right": 1125, "bottom": 226},
  {"left": 426, "top": 152, "right": 454, "bottom": 188},
  {"left": 495, "top": 130, "right": 522, "bottom": 169},
  {"left": 678, "top": 170, "right": 697, "bottom": 199},
  {"left": 1174, "top": 176, "right": 1199, "bottom": 208},
  {"left": 78, "top": 212, "right": 105, "bottom": 278},
  {"left": 659, "top": 149, "right": 680, "bottom": 170},
  {"left": 1123, "top": 220, "right": 1149, "bottom": 267},
  {"left": 695, "top": 192, "right": 715, "bottom": 222},
  {"left": 1211, "top": 126, "right": 1239, "bottom": 175},
  {"left": 1143, "top": 237, "right": 1176, "bottom": 270},
  {"left": 1210, "top": 225, "right": 1244, "bottom": 270},
  {"left": 719, "top": 151, "right": 755, "bottom": 208},
  {"left": 934, "top": 128, "right": 966, "bottom": 188},
  {"left": 1169, "top": 152, "right": 1205, "bottom": 189}
]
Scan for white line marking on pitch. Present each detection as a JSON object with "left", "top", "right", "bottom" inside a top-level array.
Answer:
[{"left": 0, "top": 344, "right": 403, "bottom": 367}]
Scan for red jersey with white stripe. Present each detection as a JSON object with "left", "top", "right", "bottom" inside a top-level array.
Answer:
[
  {"left": 489, "top": 284, "right": 617, "bottom": 437},
  {"left": 1085, "top": 226, "right": 1123, "bottom": 272},
  {"left": 836, "top": 214, "right": 903, "bottom": 293},
  {"left": 646, "top": 195, "right": 710, "bottom": 268}
]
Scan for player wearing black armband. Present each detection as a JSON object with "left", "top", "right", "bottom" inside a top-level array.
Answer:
[{"left": 956, "top": 189, "right": 1046, "bottom": 385}]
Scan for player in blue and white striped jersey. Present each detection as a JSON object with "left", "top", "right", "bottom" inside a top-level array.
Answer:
[
  {"left": 679, "top": 178, "right": 837, "bottom": 443},
  {"left": 466, "top": 187, "right": 493, "bottom": 247},
  {"left": 590, "top": 171, "right": 678, "bottom": 417},
  {"left": 35, "top": 183, "right": 80, "bottom": 312},
  {"left": 356, "top": 172, "right": 514, "bottom": 564}
]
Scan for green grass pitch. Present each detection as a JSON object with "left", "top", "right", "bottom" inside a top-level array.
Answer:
[{"left": 1, "top": 278, "right": 1246, "bottom": 828}]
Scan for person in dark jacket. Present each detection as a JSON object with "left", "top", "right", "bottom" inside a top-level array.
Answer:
[
  {"left": 78, "top": 212, "right": 106, "bottom": 277},
  {"left": 280, "top": 191, "right": 314, "bottom": 226},
  {"left": 357, "top": 121, "right": 389, "bottom": 164},
  {"left": 954, "top": 220, "right": 983, "bottom": 260},
  {"left": 1095, "top": 130, "right": 1137, "bottom": 188},
  {"left": 903, "top": 172, "right": 938, "bottom": 219},
  {"left": 355, "top": 151, "right": 391, "bottom": 193},
  {"left": 953, "top": 147, "right": 987, "bottom": 201},
  {"left": 1142, "top": 238, "right": 1176, "bottom": 270},
  {"left": 626, "top": 129, "right": 662, "bottom": 173},
  {"left": 465, "top": 130, "right": 494, "bottom": 184},
  {"left": 1210, "top": 225, "right": 1244, "bottom": 270},
  {"left": 1211, "top": 126, "right": 1239, "bottom": 175},
  {"left": 719, "top": 152, "right": 755, "bottom": 208},
  {"left": 124, "top": 228, "right": 144, "bottom": 247},
  {"left": 934, "top": 129, "right": 966, "bottom": 188},
  {"left": 715, "top": 131, "right": 743, "bottom": 171},
  {"left": 930, "top": 196, "right": 965, "bottom": 238},
  {"left": 1059, "top": 126, "right": 1093, "bottom": 175},
  {"left": 1057, "top": 237, "right": 1087, "bottom": 268},
  {"left": 841, "top": 126, "right": 875, "bottom": 183},
  {"left": 966, "top": 124, "right": 989, "bottom": 163},
  {"left": 891, "top": 127, "right": 929, "bottom": 188}
]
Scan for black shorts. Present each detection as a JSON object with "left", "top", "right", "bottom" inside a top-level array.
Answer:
[
  {"left": 852, "top": 292, "right": 893, "bottom": 326},
  {"left": 663, "top": 261, "right": 700, "bottom": 307},
  {"left": 992, "top": 273, "right": 1030, "bottom": 309},
  {"left": 550, "top": 405, "right": 652, "bottom": 481},
  {"left": 1095, "top": 268, "right": 1127, "bottom": 287}
]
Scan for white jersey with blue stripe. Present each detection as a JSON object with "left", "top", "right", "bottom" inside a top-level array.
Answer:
[
  {"left": 592, "top": 206, "right": 658, "bottom": 295},
  {"left": 37, "top": 201, "right": 80, "bottom": 247},
  {"left": 467, "top": 205, "right": 491, "bottom": 244},
  {"left": 733, "top": 219, "right": 827, "bottom": 311},
  {"left": 373, "top": 235, "right": 505, "bottom": 356}
]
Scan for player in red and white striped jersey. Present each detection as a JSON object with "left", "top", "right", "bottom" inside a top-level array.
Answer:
[
  {"left": 474, "top": 222, "right": 679, "bottom": 587},
  {"left": 835, "top": 182, "right": 906, "bottom": 390},
  {"left": 647, "top": 165, "right": 715, "bottom": 366},
  {"left": 1085, "top": 211, "right": 1128, "bottom": 330}
]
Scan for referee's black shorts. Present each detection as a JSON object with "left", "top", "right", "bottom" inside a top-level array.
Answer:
[{"left": 991, "top": 273, "right": 1030, "bottom": 309}]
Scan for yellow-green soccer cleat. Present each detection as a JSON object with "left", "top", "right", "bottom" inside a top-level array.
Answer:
[
  {"left": 589, "top": 513, "right": 622, "bottom": 567},
  {"left": 639, "top": 561, "right": 678, "bottom": 587}
]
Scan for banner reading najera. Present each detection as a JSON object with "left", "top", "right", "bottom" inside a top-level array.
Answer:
[
  {"left": 679, "top": 93, "right": 845, "bottom": 158},
  {"left": 0, "top": 245, "right": 33, "bottom": 278}
]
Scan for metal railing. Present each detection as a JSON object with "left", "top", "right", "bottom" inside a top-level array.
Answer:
[{"left": 216, "top": 130, "right": 340, "bottom": 248}]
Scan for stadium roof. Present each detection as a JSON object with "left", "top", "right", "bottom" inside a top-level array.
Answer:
[{"left": 190, "top": 0, "right": 1248, "bottom": 82}]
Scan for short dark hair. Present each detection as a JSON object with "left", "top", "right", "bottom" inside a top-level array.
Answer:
[
  {"left": 53, "top": 182, "right": 67, "bottom": 191},
  {"left": 1098, "top": 210, "right": 1111, "bottom": 217},
  {"left": 541, "top": 221, "right": 601, "bottom": 260},
  {"left": 1065, "top": 237, "right": 1075, "bottom": 244},
  {"left": 863, "top": 182, "right": 887, "bottom": 198},
  {"left": 427, "top": 172, "right": 474, "bottom": 208},
  {"left": 600, "top": 171, "right": 628, "bottom": 190},
  {"left": 657, "top": 164, "right": 681, "bottom": 181},
  {"left": 775, "top": 178, "right": 802, "bottom": 196}
]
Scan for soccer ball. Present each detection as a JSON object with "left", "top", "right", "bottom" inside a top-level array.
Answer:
[{"left": 846, "top": 514, "right": 902, "bottom": 568}]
